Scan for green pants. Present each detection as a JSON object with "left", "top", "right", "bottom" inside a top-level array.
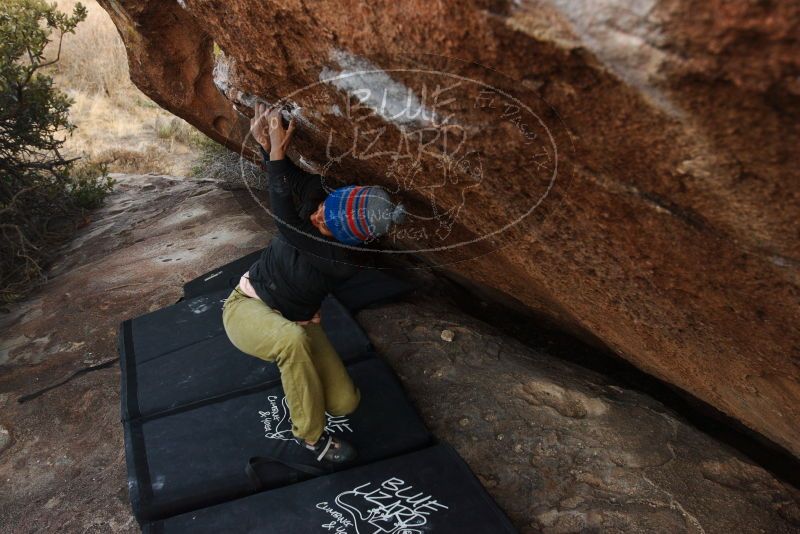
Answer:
[{"left": 222, "top": 287, "right": 360, "bottom": 443}]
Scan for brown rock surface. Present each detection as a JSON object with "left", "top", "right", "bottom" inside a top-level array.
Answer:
[
  {"left": 97, "top": 0, "right": 800, "bottom": 457},
  {"left": 1, "top": 174, "right": 798, "bottom": 532}
]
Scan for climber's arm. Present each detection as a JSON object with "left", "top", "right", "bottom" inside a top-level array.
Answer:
[
  {"left": 258, "top": 104, "right": 322, "bottom": 200},
  {"left": 264, "top": 158, "right": 355, "bottom": 277},
  {"left": 265, "top": 106, "right": 295, "bottom": 161},
  {"left": 256, "top": 105, "right": 354, "bottom": 277},
  {"left": 258, "top": 146, "right": 321, "bottom": 202}
]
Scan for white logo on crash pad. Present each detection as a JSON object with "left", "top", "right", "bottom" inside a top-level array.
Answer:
[
  {"left": 315, "top": 477, "right": 448, "bottom": 534},
  {"left": 259, "top": 394, "right": 351, "bottom": 441}
]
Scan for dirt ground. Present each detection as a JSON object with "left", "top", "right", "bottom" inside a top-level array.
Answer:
[{"left": 1, "top": 174, "right": 798, "bottom": 533}]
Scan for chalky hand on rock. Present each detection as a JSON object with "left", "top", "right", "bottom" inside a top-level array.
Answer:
[{"left": 250, "top": 102, "right": 296, "bottom": 159}]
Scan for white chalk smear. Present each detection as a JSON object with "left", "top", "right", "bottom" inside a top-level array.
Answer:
[{"left": 320, "top": 48, "right": 438, "bottom": 127}]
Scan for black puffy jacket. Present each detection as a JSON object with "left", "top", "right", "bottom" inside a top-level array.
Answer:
[{"left": 247, "top": 154, "right": 363, "bottom": 321}]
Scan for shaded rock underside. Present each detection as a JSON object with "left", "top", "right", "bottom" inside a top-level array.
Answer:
[{"left": 96, "top": 0, "right": 800, "bottom": 458}]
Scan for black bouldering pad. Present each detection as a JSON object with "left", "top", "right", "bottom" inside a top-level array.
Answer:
[
  {"left": 182, "top": 250, "right": 262, "bottom": 300},
  {"left": 332, "top": 268, "right": 417, "bottom": 312},
  {"left": 123, "top": 289, "right": 231, "bottom": 365},
  {"left": 182, "top": 252, "right": 417, "bottom": 313},
  {"left": 120, "top": 292, "right": 373, "bottom": 421},
  {"left": 124, "top": 358, "right": 431, "bottom": 522},
  {"left": 143, "top": 444, "right": 517, "bottom": 534}
]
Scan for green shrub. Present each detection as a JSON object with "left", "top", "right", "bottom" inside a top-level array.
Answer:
[
  {"left": 0, "top": 0, "right": 116, "bottom": 302},
  {"left": 66, "top": 160, "right": 115, "bottom": 209}
]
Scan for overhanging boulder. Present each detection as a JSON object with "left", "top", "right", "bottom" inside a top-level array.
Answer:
[{"left": 98, "top": 0, "right": 800, "bottom": 457}]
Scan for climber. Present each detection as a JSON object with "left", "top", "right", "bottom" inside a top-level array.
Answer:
[{"left": 222, "top": 102, "right": 405, "bottom": 464}]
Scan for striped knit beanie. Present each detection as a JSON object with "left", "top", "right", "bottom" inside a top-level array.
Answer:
[{"left": 323, "top": 185, "right": 406, "bottom": 245}]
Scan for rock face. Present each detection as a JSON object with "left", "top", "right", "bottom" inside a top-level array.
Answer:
[
  {"left": 97, "top": 1, "right": 800, "bottom": 457},
  {"left": 0, "top": 174, "right": 798, "bottom": 532}
]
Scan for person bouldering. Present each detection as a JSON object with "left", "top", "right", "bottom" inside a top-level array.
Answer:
[{"left": 222, "top": 102, "right": 405, "bottom": 463}]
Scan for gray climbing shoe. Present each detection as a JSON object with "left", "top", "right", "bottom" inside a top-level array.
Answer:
[{"left": 297, "top": 432, "right": 357, "bottom": 463}]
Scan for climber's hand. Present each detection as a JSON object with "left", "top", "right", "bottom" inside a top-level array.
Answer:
[
  {"left": 267, "top": 106, "right": 296, "bottom": 161},
  {"left": 250, "top": 102, "right": 271, "bottom": 150},
  {"left": 295, "top": 310, "right": 321, "bottom": 326}
]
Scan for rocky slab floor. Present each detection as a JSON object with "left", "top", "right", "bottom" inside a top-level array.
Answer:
[
  {"left": 0, "top": 175, "right": 798, "bottom": 533},
  {"left": 360, "top": 298, "right": 800, "bottom": 533}
]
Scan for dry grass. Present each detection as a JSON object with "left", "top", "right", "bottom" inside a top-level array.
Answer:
[
  {"left": 46, "top": 0, "right": 129, "bottom": 95},
  {"left": 191, "top": 136, "right": 267, "bottom": 190},
  {"left": 46, "top": 0, "right": 205, "bottom": 175}
]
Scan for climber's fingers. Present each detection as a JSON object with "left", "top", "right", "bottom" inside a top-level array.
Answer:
[
  {"left": 252, "top": 102, "right": 262, "bottom": 123},
  {"left": 267, "top": 106, "right": 283, "bottom": 133},
  {"left": 250, "top": 102, "right": 271, "bottom": 148},
  {"left": 296, "top": 310, "right": 320, "bottom": 326},
  {"left": 280, "top": 117, "right": 296, "bottom": 152},
  {"left": 249, "top": 103, "right": 257, "bottom": 128}
]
